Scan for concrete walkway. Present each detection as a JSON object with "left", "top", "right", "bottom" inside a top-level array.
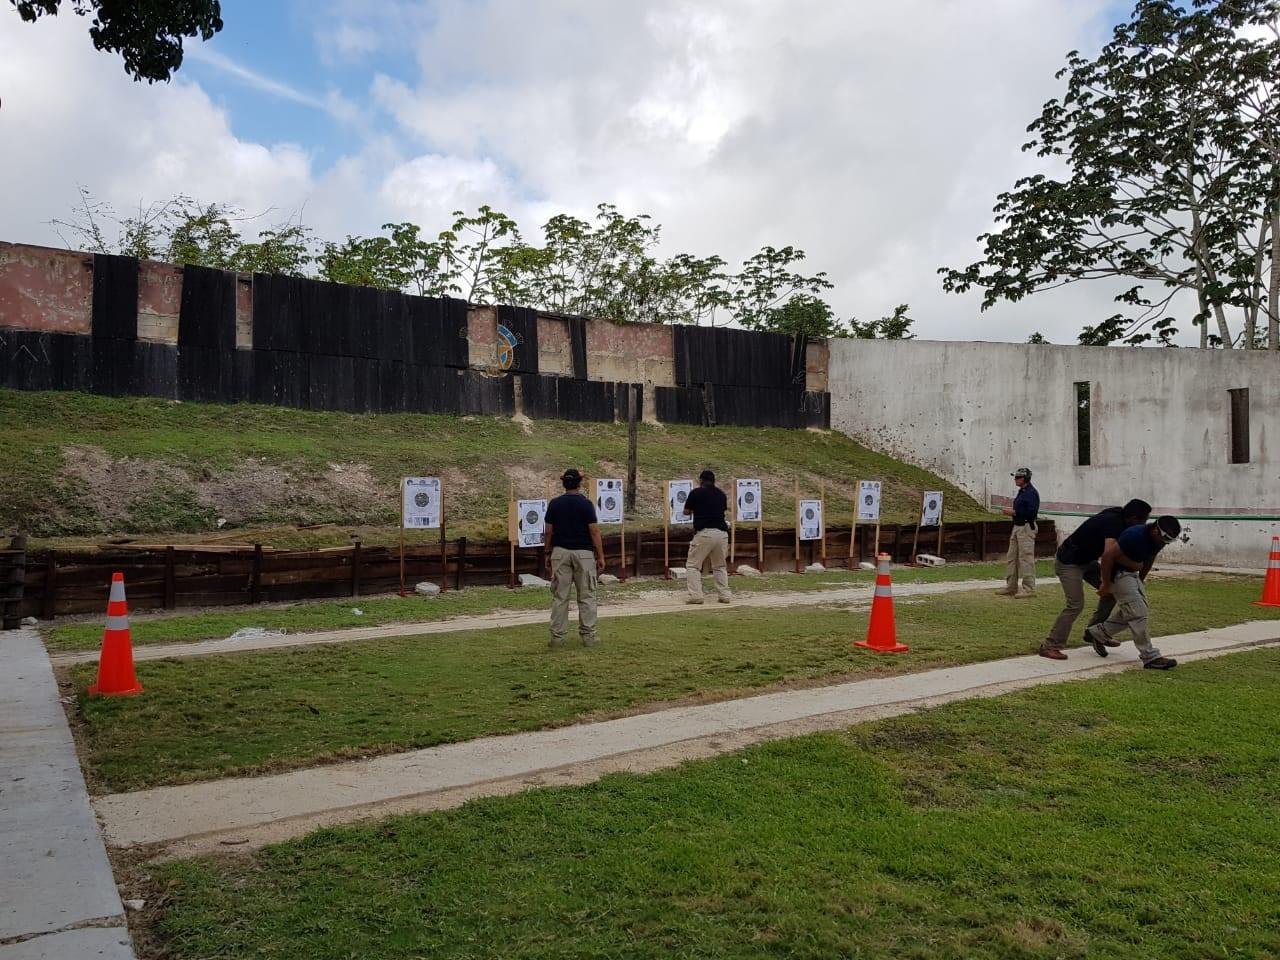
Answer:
[
  {"left": 52, "top": 577, "right": 1018, "bottom": 666},
  {"left": 0, "top": 630, "right": 135, "bottom": 960},
  {"left": 94, "top": 619, "right": 1280, "bottom": 861}
]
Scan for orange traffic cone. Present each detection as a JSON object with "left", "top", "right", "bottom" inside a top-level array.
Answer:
[
  {"left": 88, "top": 572, "right": 143, "bottom": 696},
  {"left": 855, "top": 553, "right": 909, "bottom": 653},
  {"left": 1253, "top": 536, "right": 1280, "bottom": 608}
]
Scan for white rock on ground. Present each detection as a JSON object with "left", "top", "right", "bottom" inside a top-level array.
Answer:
[
  {"left": 736, "top": 565, "right": 762, "bottom": 577},
  {"left": 20, "top": 616, "right": 38, "bottom": 626},
  {"left": 414, "top": 581, "right": 441, "bottom": 595},
  {"left": 350, "top": 608, "right": 364, "bottom": 616},
  {"left": 859, "top": 561, "right": 876, "bottom": 570},
  {"left": 225, "top": 627, "right": 286, "bottom": 642},
  {"left": 599, "top": 574, "right": 619, "bottom": 585},
  {"left": 668, "top": 567, "right": 687, "bottom": 580},
  {"left": 805, "top": 562, "right": 826, "bottom": 573},
  {"left": 519, "top": 573, "right": 552, "bottom": 588}
]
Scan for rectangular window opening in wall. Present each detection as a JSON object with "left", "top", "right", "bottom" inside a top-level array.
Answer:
[
  {"left": 1229, "top": 388, "right": 1250, "bottom": 464},
  {"left": 1074, "top": 381, "right": 1091, "bottom": 466}
]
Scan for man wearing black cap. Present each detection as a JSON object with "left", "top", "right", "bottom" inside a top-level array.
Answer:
[
  {"left": 997, "top": 467, "right": 1039, "bottom": 598},
  {"left": 1085, "top": 515, "right": 1182, "bottom": 669},
  {"left": 544, "top": 468, "right": 606, "bottom": 648},
  {"left": 1038, "top": 499, "right": 1152, "bottom": 660},
  {"left": 682, "top": 469, "right": 732, "bottom": 604}
]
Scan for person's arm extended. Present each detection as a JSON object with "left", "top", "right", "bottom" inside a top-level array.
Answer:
[
  {"left": 589, "top": 522, "right": 605, "bottom": 572},
  {"left": 544, "top": 522, "right": 555, "bottom": 573},
  {"left": 1139, "top": 559, "right": 1154, "bottom": 581}
]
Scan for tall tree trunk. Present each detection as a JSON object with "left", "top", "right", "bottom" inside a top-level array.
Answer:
[{"left": 1270, "top": 203, "right": 1280, "bottom": 351}]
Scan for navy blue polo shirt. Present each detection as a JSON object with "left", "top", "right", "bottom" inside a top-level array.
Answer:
[
  {"left": 1117, "top": 523, "right": 1165, "bottom": 566},
  {"left": 1013, "top": 483, "right": 1040, "bottom": 524},
  {"left": 546, "top": 493, "right": 597, "bottom": 551}
]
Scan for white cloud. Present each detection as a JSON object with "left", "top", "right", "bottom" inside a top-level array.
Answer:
[{"left": 3, "top": 0, "right": 1182, "bottom": 345}]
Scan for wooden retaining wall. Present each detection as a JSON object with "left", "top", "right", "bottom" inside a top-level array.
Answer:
[{"left": 14, "top": 520, "right": 1055, "bottom": 620}]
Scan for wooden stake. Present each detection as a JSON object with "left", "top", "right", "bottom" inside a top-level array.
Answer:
[
  {"left": 793, "top": 477, "right": 801, "bottom": 573},
  {"left": 439, "top": 482, "right": 448, "bottom": 593},
  {"left": 909, "top": 490, "right": 923, "bottom": 566},
  {"left": 626, "top": 384, "right": 639, "bottom": 513},
  {"left": 663, "top": 482, "right": 671, "bottom": 579},
  {"left": 819, "top": 479, "right": 827, "bottom": 563},
  {"left": 757, "top": 521, "right": 764, "bottom": 573},
  {"left": 846, "top": 492, "right": 856, "bottom": 570},
  {"left": 935, "top": 496, "right": 945, "bottom": 557},
  {"left": 398, "top": 479, "right": 407, "bottom": 596},
  {"left": 730, "top": 477, "right": 737, "bottom": 563},
  {"left": 508, "top": 479, "right": 517, "bottom": 589},
  {"left": 874, "top": 522, "right": 881, "bottom": 559}
]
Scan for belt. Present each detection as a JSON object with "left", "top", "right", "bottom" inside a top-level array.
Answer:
[{"left": 1013, "top": 520, "right": 1038, "bottom": 527}]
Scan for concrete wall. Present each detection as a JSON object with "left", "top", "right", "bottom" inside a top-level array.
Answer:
[
  {"left": 829, "top": 339, "right": 1280, "bottom": 566},
  {"left": 0, "top": 243, "right": 92, "bottom": 334}
]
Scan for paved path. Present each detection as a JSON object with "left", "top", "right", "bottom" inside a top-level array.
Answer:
[
  {"left": 0, "top": 630, "right": 135, "bottom": 960},
  {"left": 51, "top": 577, "right": 1011, "bottom": 666},
  {"left": 94, "top": 619, "right": 1280, "bottom": 861}
]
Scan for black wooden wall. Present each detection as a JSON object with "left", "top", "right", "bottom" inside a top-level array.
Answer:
[{"left": 1, "top": 260, "right": 832, "bottom": 428}]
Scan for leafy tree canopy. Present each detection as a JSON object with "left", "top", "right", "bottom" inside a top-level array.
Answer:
[{"left": 12, "top": 0, "right": 223, "bottom": 82}]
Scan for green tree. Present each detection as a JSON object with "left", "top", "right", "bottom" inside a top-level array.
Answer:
[
  {"left": 849, "top": 303, "right": 915, "bottom": 340},
  {"left": 940, "top": 0, "right": 1279, "bottom": 349},
  {"left": 12, "top": 0, "right": 223, "bottom": 82},
  {"left": 730, "top": 245, "right": 832, "bottom": 330}
]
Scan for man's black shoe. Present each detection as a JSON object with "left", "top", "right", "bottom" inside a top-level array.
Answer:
[
  {"left": 1082, "top": 630, "right": 1120, "bottom": 648},
  {"left": 1085, "top": 626, "right": 1109, "bottom": 658},
  {"left": 1143, "top": 657, "right": 1177, "bottom": 670}
]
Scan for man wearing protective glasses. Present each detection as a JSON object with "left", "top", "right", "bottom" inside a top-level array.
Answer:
[{"left": 1086, "top": 515, "right": 1182, "bottom": 670}]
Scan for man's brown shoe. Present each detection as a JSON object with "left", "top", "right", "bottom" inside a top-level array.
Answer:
[{"left": 1038, "top": 645, "right": 1068, "bottom": 661}]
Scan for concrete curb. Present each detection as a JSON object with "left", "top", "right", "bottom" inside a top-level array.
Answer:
[{"left": 0, "top": 630, "right": 135, "bottom": 959}]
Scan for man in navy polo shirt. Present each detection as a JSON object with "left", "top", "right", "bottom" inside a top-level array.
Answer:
[
  {"left": 997, "top": 466, "right": 1040, "bottom": 598},
  {"left": 544, "top": 468, "right": 606, "bottom": 648},
  {"left": 1086, "top": 515, "right": 1181, "bottom": 669}
]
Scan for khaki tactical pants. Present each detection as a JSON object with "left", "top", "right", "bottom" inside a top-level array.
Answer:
[
  {"left": 686, "top": 528, "right": 731, "bottom": 601},
  {"left": 1092, "top": 570, "right": 1161, "bottom": 661},
  {"left": 1044, "top": 558, "right": 1116, "bottom": 649},
  {"left": 1005, "top": 523, "right": 1037, "bottom": 593},
  {"left": 549, "top": 547, "right": 598, "bottom": 644}
]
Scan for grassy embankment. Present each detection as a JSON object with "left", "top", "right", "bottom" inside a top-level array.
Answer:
[
  {"left": 1, "top": 387, "right": 988, "bottom": 549},
  {"left": 147, "top": 647, "right": 1280, "bottom": 959},
  {"left": 70, "top": 576, "right": 1278, "bottom": 793}
]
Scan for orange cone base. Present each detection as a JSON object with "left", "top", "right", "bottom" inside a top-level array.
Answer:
[
  {"left": 854, "top": 639, "right": 910, "bottom": 653},
  {"left": 1252, "top": 600, "right": 1280, "bottom": 608},
  {"left": 87, "top": 681, "right": 144, "bottom": 697}
]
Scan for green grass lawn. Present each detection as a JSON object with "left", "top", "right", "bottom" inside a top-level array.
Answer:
[
  {"left": 147, "top": 647, "right": 1280, "bottom": 960},
  {"left": 1, "top": 387, "right": 989, "bottom": 545},
  {"left": 70, "top": 576, "right": 1278, "bottom": 794},
  {"left": 44, "top": 560, "right": 1050, "bottom": 651}
]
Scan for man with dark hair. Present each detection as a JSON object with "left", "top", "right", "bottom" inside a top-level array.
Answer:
[
  {"left": 997, "top": 467, "right": 1040, "bottom": 598},
  {"left": 1039, "top": 498, "right": 1152, "bottom": 661},
  {"left": 682, "top": 469, "right": 732, "bottom": 605},
  {"left": 1085, "top": 515, "right": 1182, "bottom": 670},
  {"left": 544, "top": 468, "right": 606, "bottom": 648}
]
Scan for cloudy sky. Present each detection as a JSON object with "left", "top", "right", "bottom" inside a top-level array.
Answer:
[{"left": 0, "top": 0, "right": 1145, "bottom": 343}]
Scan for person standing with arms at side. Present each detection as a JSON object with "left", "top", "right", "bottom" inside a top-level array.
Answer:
[
  {"left": 683, "top": 469, "right": 732, "bottom": 605},
  {"left": 997, "top": 467, "right": 1040, "bottom": 598},
  {"left": 1038, "top": 499, "right": 1152, "bottom": 660},
  {"left": 1085, "top": 515, "right": 1181, "bottom": 669},
  {"left": 544, "top": 468, "right": 606, "bottom": 648}
]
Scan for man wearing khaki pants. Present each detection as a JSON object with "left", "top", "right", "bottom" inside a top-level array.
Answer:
[
  {"left": 683, "top": 469, "right": 732, "bottom": 605},
  {"left": 997, "top": 466, "right": 1039, "bottom": 598},
  {"left": 544, "top": 468, "right": 606, "bottom": 647}
]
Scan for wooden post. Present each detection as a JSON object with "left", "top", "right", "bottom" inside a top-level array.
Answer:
[
  {"left": 732, "top": 478, "right": 742, "bottom": 563},
  {"left": 663, "top": 484, "right": 671, "bottom": 580},
  {"left": 439, "top": 486, "right": 449, "bottom": 593},
  {"left": 846, "top": 493, "right": 856, "bottom": 570},
  {"left": 164, "top": 546, "right": 175, "bottom": 610},
  {"left": 456, "top": 536, "right": 467, "bottom": 590},
  {"left": 508, "top": 480, "right": 517, "bottom": 589},
  {"left": 819, "top": 479, "right": 827, "bottom": 564},
  {"left": 619, "top": 515, "right": 628, "bottom": 580},
  {"left": 936, "top": 499, "right": 946, "bottom": 557},
  {"left": 351, "top": 541, "right": 362, "bottom": 597},
  {"left": 626, "top": 384, "right": 638, "bottom": 513},
  {"left": 793, "top": 477, "right": 801, "bottom": 573},
  {"left": 874, "top": 522, "right": 881, "bottom": 560},
  {"left": 635, "top": 531, "right": 644, "bottom": 578},
  {"left": 41, "top": 552, "right": 58, "bottom": 621},
  {"left": 250, "top": 543, "right": 263, "bottom": 604},
  {"left": 398, "top": 479, "right": 407, "bottom": 597},
  {"left": 909, "top": 492, "right": 923, "bottom": 565},
  {"left": 2, "top": 536, "right": 27, "bottom": 630},
  {"left": 757, "top": 521, "right": 764, "bottom": 573},
  {"left": 978, "top": 521, "right": 988, "bottom": 561}
]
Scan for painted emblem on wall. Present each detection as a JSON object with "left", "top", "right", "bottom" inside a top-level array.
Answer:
[{"left": 497, "top": 323, "right": 522, "bottom": 371}]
